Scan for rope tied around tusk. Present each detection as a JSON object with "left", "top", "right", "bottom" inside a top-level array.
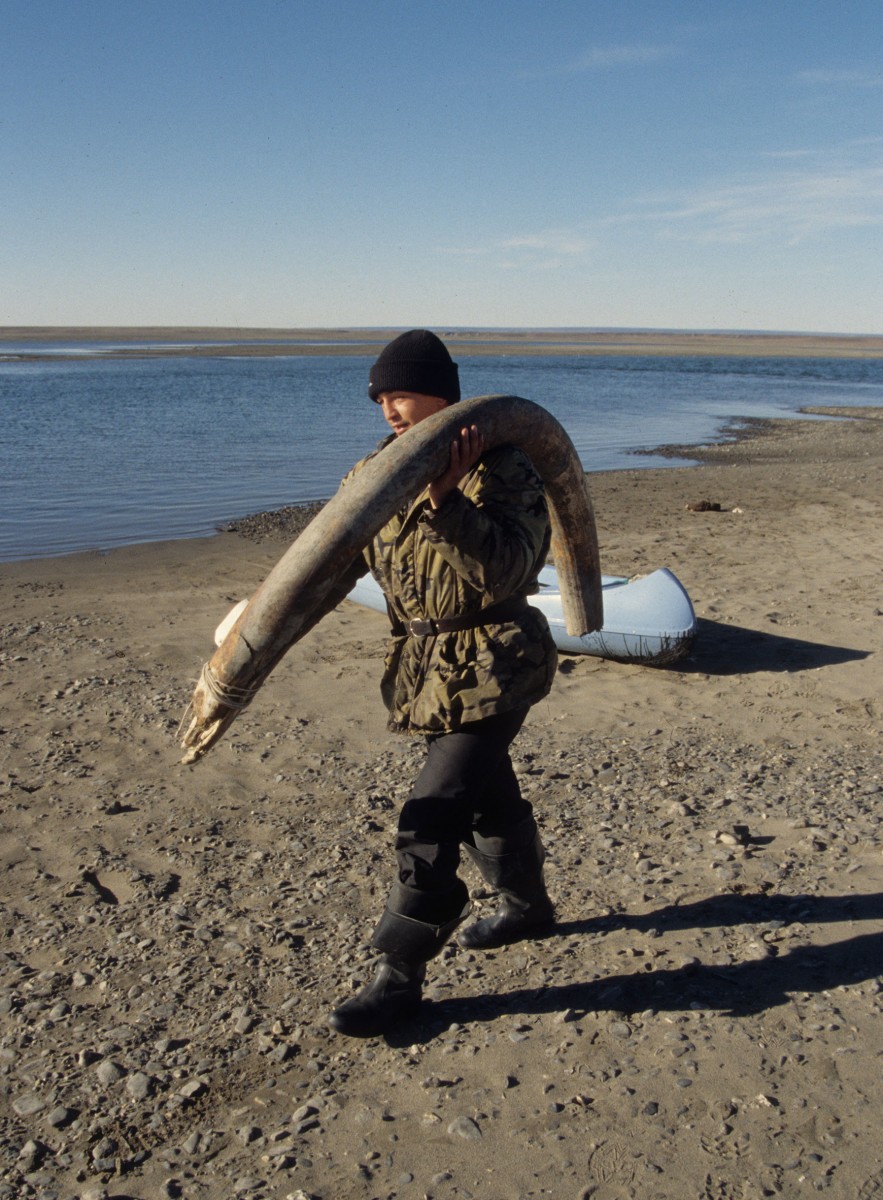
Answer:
[
  {"left": 176, "top": 663, "right": 259, "bottom": 750},
  {"left": 197, "top": 661, "right": 259, "bottom": 711}
]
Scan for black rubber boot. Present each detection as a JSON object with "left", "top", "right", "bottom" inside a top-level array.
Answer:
[
  {"left": 329, "top": 882, "right": 469, "bottom": 1038},
  {"left": 328, "top": 955, "right": 426, "bottom": 1038},
  {"left": 458, "top": 819, "right": 554, "bottom": 950}
]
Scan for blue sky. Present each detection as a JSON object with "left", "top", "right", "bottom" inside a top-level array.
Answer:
[{"left": 2, "top": 1, "right": 881, "bottom": 332}]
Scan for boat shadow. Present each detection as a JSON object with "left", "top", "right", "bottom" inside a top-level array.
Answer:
[
  {"left": 677, "top": 617, "right": 869, "bottom": 675},
  {"left": 389, "top": 891, "right": 883, "bottom": 1044}
]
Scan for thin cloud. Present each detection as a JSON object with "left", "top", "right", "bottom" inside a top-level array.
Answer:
[
  {"left": 761, "top": 149, "right": 816, "bottom": 160},
  {"left": 795, "top": 68, "right": 883, "bottom": 88},
  {"left": 631, "top": 158, "right": 883, "bottom": 244},
  {"left": 500, "top": 232, "right": 593, "bottom": 256},
  {"left": 440, "top": 147, "right": 883, "bottom": 264},
  {"left": 568, "top": 44, "right": 678, "bottom": 71},
  {"left": 439, "top": 229, "right": 594, "bottom": 269},
  {"left": 521, "top": 43, "right": 678, "bottom": 80}
]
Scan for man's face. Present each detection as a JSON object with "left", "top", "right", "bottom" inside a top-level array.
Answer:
[{"left": 378, "top": 391, "right": 449, "bottom": 436}]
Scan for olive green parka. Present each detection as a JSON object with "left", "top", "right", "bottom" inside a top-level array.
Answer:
[{"left": 342, "top": 437, "right": 557, "bottom": 734}]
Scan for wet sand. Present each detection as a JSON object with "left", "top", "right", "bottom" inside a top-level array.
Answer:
[{"left": 1, "top": 408, "right": 881, "bottom": 1199}]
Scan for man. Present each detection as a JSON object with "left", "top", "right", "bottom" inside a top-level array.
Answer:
[{"left": 328, "top": 329, "right": 558, "bottom": 1037}]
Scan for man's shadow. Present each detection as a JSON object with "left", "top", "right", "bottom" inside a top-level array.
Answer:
[
  {"left": 678, "top": 618, "right": 868, "bottom": 675},
  {"left": 390, "top": 891, "right": 883, "bottom": 1044},
  {"left": 571, "top": 889, "right": 883, "bottom": 935}
]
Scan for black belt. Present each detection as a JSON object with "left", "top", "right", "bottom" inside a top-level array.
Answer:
[{"left": 406, "top": 595, "right": 529, "bottom": 637}]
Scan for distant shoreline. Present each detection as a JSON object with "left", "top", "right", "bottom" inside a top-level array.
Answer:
[{"left": 2, "top": 325, "right": 883, "bottom": 360}]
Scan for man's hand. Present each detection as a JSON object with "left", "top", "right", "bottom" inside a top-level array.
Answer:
[{"left": 428, "top": 424, "right": 485, "bottom": 510}]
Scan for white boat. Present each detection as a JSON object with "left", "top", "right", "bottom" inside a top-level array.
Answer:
[{"left": 346, "top": 564, "right": 696, "bottom": 665}]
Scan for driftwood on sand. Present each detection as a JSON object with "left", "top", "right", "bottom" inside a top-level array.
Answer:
[{"left": 179, "top": 394, "right": 602, "bottom": 762}]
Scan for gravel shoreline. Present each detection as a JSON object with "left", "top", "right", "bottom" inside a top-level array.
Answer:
[
  {"left": 222, "top": 502, "right": 328, "bottom": 545},
  {"left": 1, "top": 408, "right": 881, "bottom": 1200}
]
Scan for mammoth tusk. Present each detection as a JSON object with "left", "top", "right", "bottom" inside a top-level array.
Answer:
[{"left": 179, "top": 394, "right": 602, "bottom": 762}]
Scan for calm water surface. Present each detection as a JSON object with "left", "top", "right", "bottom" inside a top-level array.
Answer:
[{"left": 2, "top": 348, "right": 881, "bottom": 561}]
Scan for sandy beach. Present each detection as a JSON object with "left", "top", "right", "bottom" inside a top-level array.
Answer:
[{"left": 1, "top": 407, "right": 881, "bottom": 1199}]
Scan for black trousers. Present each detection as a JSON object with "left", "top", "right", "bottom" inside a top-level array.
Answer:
[{"left": 392, "top": 707, "right": 533, "bottom": 923}]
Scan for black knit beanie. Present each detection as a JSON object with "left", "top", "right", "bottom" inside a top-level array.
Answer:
[{"left": 368, "top": 329, "right": 460, "bottom": 404}]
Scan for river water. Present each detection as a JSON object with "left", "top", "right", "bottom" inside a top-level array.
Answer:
[{"left": 2, "top": 342, "right": 881, "bottom": 561}]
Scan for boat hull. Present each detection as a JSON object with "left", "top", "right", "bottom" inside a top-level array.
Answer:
[{"left": 347, "top": 565, "right": 696, "bottom": 665}]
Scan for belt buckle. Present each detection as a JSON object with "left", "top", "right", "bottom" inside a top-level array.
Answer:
[{"left": 408, "top": 617, "right": 437, "bottom": 637}]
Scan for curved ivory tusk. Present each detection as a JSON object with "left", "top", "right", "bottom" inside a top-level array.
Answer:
[{"left": 180, "top": 394, "right": 601, "bottom": 762}]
